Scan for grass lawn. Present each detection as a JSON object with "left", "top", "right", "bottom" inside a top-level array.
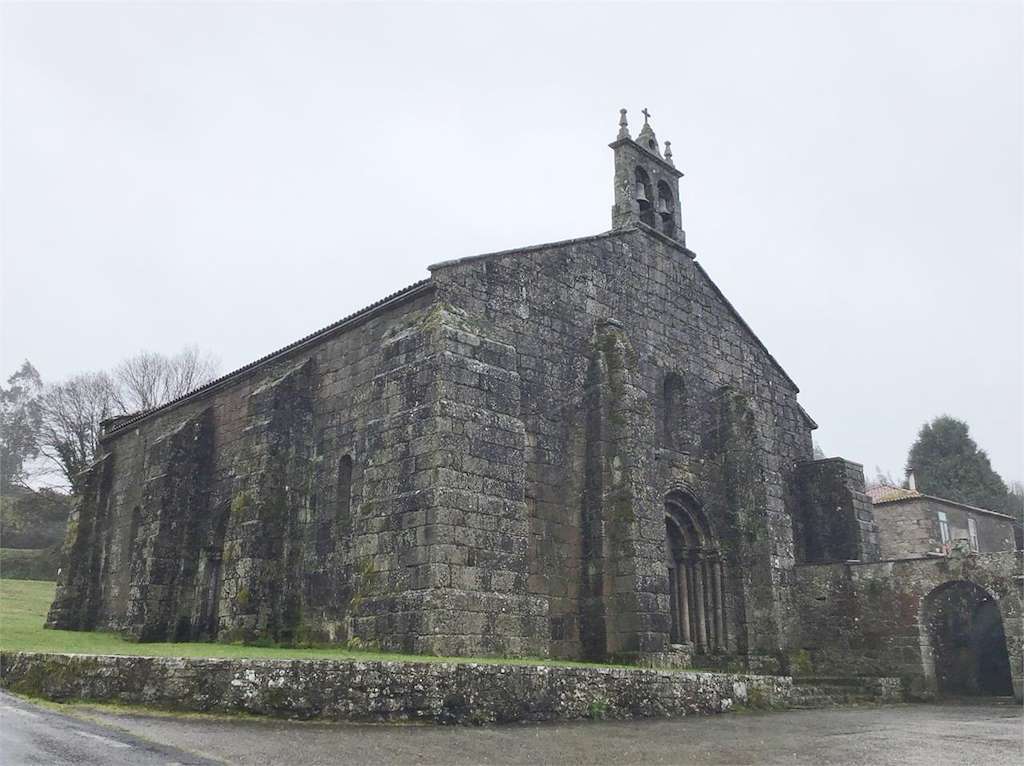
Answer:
[{"left": 0, "top": 578, "right": 625, "bottom": 669}]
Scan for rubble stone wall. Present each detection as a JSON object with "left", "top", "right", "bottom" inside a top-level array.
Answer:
[
  {"left": 873, "top": 497, "right": 1016, "bottom": 560},
  {"left": 791, "top": 551, "right": 1023, "bottom": 699},
  {"left": 0, "top": 652, "right": 793, "bottom": 724}
]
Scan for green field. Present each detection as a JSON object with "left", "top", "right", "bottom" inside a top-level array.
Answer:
[{"left": 0, "top": 579, "right": 619, "bottom": 668}]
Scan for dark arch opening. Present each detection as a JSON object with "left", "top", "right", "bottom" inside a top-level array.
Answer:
[
  {"left": 337, "top": 455, "right": 353, "bottom": 529},
  {"left": 665, "top": 491, "right": 727, "bottom": 653},
  {"left": 115, "top": 506, "right": 143, "bottom": 618},
  {"left": 662, "top": 373, "right": 686, "bottom": 450},
  {"left": 194, "top": 502, "right": 230, "bottom": 640},
  {"left": 923, "top": 581, "right": 1013, "bottom": 696},
  {"left": 656, "top": 180, "right": 675, "bottom": 236},
  {"left": 635, "top": 167, "right": 654, "bottom": 227}
]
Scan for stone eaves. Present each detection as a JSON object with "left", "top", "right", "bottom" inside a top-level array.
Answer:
[{"left": 104, "top": 278, "right": 434, "bottom": 438}]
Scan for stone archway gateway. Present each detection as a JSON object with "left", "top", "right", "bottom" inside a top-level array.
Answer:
[
  {"left": 665, "top": 491, "right": 727, "bottom": 653},
  {"left": 922, "top": 580, "right": 1014, "bottom": 696}
]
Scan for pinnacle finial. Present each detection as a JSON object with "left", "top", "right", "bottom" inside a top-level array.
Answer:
[
  {"left": 664, "top": 140, "right": 674, "bottom": 166},
  {"left": 617, "top": 108, "right": 630, "bottom": 139}
]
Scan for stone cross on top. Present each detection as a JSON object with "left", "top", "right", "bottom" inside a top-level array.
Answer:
[{"left": 614, "top": 107, "right": 655, "bottom": 141}]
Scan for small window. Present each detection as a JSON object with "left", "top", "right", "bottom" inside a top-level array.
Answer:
[
  {"left": 337, "top": 454, "right": 353, "bottom": 526},
  {"left": 663, "top": 373, "right": 685, "bottom": 448},
  {"left": 937, "top": 511, "right": 950, "bottom": 544},
  {"left": 968, "top": 517, "right": 979, "bottom": 552}
]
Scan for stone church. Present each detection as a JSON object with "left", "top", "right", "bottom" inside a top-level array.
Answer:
[{"left": 47, "top": 111, "right": 1022, "bottom": 695}]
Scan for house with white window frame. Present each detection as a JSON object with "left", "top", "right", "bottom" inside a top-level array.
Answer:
[{"left": 866, "top": 478, "right": 1017, "bottom": 559}]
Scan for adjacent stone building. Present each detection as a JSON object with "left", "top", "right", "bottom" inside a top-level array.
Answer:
[
  {"left": 47, "top": 111, "right": 1022, "bottom": 698},
  {"left": 866, "top": 480, "right": 1017, "bottom": 559}
]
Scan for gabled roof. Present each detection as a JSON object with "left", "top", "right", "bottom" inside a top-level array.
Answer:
[
  {"left": 430, "top": 224, "right": 802, "bottom": 394},
  {"left": 104, "top": 279, "right": 434, "bottom": 438},
  {"left": 866, "top": 485, "right": 920, "bottom": 503},
  {"left": 867, "top": 484, "right": 1014, "bottom": 521},
  {"left": 105, "top": 224, "right": 808, "bottom": 440}
]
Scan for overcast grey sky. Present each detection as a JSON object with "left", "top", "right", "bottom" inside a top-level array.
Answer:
[{"left": 2, "top": 1, "right": 1020, "bottom": 484}]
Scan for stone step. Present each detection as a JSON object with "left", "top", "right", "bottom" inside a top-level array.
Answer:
[
  {"left": 793, "top": 676, "right": 877, "bottom": 687},
  {"left": 789, "top": 677, "right": 903, "bottom": 708}
]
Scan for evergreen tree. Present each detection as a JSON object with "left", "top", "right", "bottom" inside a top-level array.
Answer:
[
  {"left": 906, "top": 416, "right": 1012, "bottom": 514},
  {"left": 0, "top": 361, "right": 43, "bottom": 492}
]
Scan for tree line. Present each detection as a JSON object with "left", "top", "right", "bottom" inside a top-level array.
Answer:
[{"left": 1, "top": 347, "right": 219, "bottom": 495}]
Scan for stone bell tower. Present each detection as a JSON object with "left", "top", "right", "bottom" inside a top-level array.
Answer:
[{"left": 610, "top": 108, "right": 685, "bottom": 244}]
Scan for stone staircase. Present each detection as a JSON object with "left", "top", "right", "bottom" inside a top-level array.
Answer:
[{"left": 789, "top": 676, "right": 904, "bottom": 708}]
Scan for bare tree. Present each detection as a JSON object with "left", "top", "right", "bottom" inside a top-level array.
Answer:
[
  {"left": 111, "top": 351, "right": 167, "bottom": 413},
  {"left": 38, "top": 372, "right": 117, "bottom": 494},
  {"left": 112, "top": 345, "right": 219, "bottom": 413},
  {"left": 38, "top": 346, "right": 219, "bottom": 493},
  {"left": 870, "top": 467, "right": 904, "bottom": 489},
  {"left": 165, "top": 345, "right": 220, "bottom": 400}
]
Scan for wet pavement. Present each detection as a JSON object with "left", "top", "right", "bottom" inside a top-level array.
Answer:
[
  {"left": 1, "top": 689, "right": 1020, "bottom": 765},
  {"left": 0, "top": 690, "right": 213, "bottom": 765}
]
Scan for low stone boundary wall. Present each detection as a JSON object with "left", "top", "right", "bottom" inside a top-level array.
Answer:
[{"left": 1, "top": 652, "right": 793, "bottom": 724}]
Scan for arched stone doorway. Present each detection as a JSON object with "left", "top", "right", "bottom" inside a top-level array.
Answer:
[
  {"left": 665, "top": 491, "right": 727, "bottom": 653},
  {"left": 922, "top": 581, "right": 1014, "bottom": 696}
]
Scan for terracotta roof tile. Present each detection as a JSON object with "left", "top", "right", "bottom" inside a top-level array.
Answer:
[{"left": 865, "top": 484, "right": 921, "bottom": 503}]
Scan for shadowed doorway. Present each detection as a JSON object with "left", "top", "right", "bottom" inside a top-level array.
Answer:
[{"left": 923, "top": 581, "right": 1013, "bottom": 696}]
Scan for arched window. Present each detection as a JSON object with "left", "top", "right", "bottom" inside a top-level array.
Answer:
[
  {"left": 126, "top": 506, "right": 142, "bottom": 574},
  {"left": 656, "top": 180, "right": 675, "bottom": 236},
  {"left": 665, "top": 491, "right": 728, "bottom": 653},
  {"left": 118, "top": 506, "right": 142, "bottom": 602},
  {"left": 635, "top": 167, "right": 654, "bottom": 227},
  {"left": 197, "top": 502, "right": 230, "bottom": 640},
  {"left": 337, "top": 454, "right": 353, "bottom": 531},
  {"left": 663, "top": 373, "right": 686, "bottom": 449}
]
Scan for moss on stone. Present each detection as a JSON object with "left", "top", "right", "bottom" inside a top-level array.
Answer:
[
  {"left": 230, "top": 491, "right": 250, "bottom": 519},
  {"left": 788, "top": 649, "right": 814, "bottom": 677}
]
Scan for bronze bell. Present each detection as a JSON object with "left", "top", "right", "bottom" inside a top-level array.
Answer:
[
  {"left": 657, "top": 198, "right": 670, "bottom": 214},
  {"left": 635, "top": 182, "right": 649, "bottom": 202}
]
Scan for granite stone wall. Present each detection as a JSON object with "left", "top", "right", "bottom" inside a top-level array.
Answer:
[
  {"left": 431, "top": 225, "right": 816, "bottom": 663},
  {"left": 48, "top": 286, "right": 442, "bottom": 651},
  {"left": 790, "top": 458, "right": 880, "bottom": 563},
  {"left": 48, "top": 224, "right": 829, "bottom": 665}
]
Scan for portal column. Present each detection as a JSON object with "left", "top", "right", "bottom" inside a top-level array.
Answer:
[
  {"left": 714, "top": 558, "right": 727, "bottom": 650},
  {"left": 693, "top": 553, "right": 707, "bottom": 652},
  {"left": 678, "top": 561, "right": 691, "bottom": 644},
  {"left": 712, "top": 554, "right": 725, "bottom": 650},
  {"left": 668, "top": 565, "right": 679, "bottom": 643},
  {"left": 702, "top": 555, "right": 715, "bottom": 648}
]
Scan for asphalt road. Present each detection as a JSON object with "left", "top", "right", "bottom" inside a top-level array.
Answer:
[
  {"left": 0, "top": 690, "right": 214, "bottom": 765},
  {"left": 1, "top": 690, "right": 1020, "bottom": 765}
]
